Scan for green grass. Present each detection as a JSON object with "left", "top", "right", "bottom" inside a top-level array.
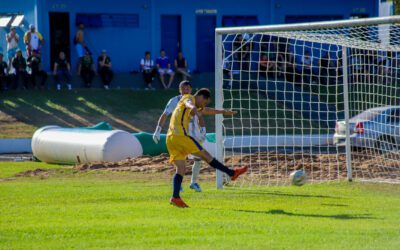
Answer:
[
  {"left": 0, "top": 89, "right": 182, "bottom": 138},
  {"left": 1, "top": 163, "right": 400, "bottom": 249}
]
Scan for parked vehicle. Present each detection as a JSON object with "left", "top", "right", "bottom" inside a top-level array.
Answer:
[{"left": 333, "top": 106, "right": 400, "bottom": 153}]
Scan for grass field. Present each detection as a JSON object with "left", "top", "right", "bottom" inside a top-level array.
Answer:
[
  {"left": 0, "top": 89, "right": 321, "bottom": 138},
  {"left": 1, "top": 162, "right": 400, "bottom": 249},
  {"left": 0, "top": 89, "right": 180, "bottom": 138}
]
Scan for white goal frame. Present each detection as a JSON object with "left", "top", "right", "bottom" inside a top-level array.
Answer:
[{"left": 215, "top": 16, "right": 400, "bottom": 189}]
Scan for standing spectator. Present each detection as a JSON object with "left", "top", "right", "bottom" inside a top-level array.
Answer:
[
  {"left": 97, "top": 50, "right": 113, "bottom": 89},
  {"left": 53, "top": 51, "right": 72, "bottom": 90},
  {"left": 140, "top": 51, "right": 156, "bottom": 89},
  {"left": 74, "top": 23, "right": 86, "bottom": 59},
  {"left": 78, "top": 52, "right": 96, "bottom": 88},
  {"left": 23, "top": 24, "right": 44, "bottom": 57},
  {"left": 11, "top": 49, "right": 29, "bottom": 89},
  {"left": 27, "top": 50, "right": 48, "bottom": 89},
  {"left": 301, "top": 51, "right": 313, "bottom": 85},
  {"left": 156, "top": 49, "right": 174, "bottom": 89},
  {"left": 233, "top": 34, "right": 250, "bottom": 70},
  {"left": 174, "top": 52, "right": 191, "bottom": 80},
  {"left": 6, "top": 27, "right": 19, "bottom": 73},
  {"left": 319, "top": 53, "right": 330, "bottom": 85},
  {"left": 0, "top": 53, "right": 9, "bottom": 91}
]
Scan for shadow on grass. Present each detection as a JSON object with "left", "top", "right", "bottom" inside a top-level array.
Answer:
[
  {"left": 234, "top": 209, "right": 377, "bottom": 220},
  {"left": 229, "top": 190, "right": 340, "bottom": 199},
  {"left": 321, "top": 203, "right": 349, "bottom": 207}
]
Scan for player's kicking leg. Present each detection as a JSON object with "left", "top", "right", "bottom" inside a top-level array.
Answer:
[
  {"left": 192, "top": 150, "right": 248, "bottom": 181},
  {"left": 170, "top": 160, "right": 189, "bottom": 208},
  {"left": 189, "top": 159, "right": 202, "bottom": 192}
]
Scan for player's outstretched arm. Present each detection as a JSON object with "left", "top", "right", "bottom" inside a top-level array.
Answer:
[
  {"left": 153, "top": 113, "right": 167, "bottom": 144},
  {"left": 200, "top": 107, "right": 238, "bottom": 116}
]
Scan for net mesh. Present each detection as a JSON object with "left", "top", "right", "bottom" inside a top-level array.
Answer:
[{"left": 219, "top": 21, "right": 400, "bottom": 185}]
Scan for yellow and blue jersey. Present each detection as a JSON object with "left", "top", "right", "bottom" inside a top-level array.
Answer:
[
  {"left": 166, "top": 94, "right": 203, "bottom": 162},
  {"left": 167, "top": 94, "right": 195, "bottom": 137}
]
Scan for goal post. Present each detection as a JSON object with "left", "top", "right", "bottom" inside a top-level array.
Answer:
[{"left": 215, "top": 16, "right": 400, "bottom": 188}]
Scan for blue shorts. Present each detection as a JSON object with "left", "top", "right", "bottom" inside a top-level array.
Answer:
[
  {"left": 76, "top": 44, "right": 85, "bottom": 58},
  {"left": 7, "top": 48, "right": 17, "bottom": 60}
]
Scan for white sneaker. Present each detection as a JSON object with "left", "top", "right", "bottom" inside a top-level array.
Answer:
[
  {"left": 104, "top": 85, "right": 109, "bottom": 90},
  {"left": 57, "top": 84, "right": 61, "bottom": 91},
  {"left": 67, "top": 84, "right": 72, "bottom": 90},
  {"left": 190, "top": 183, "right": 202, "bottom": 192}
]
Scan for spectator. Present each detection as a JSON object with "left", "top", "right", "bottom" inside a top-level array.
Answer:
[
  {"left": 11, "top": 49, "right": 29, "bottom": 89},
  {"left": 53, "top": 51, "right": 72, "bottom": 90},
  {"left": 78, "top": 52, "right": 96, "bottom": 88},
  {"left": 319, "top": 53, "right": 330, "bottom": 85},
  {"left": 140, "top": 51, "right": 157, "bottom": 89},
  {"left": 223, "top": 55, "right": 233, "bottom": 88},
  {"left": 233, "top": 34, "right": 250, "bottom": 70},
  {"left": 301, "top": 51, "right": 313, "bottom": 85},
  {"left": 283, "top": 50, "right": 296, "bottom": 83},
  {"left": 97, "top": 50, "right": 113, "bottom": 89},
  {"left": 74, "top": 23, "right": 86, "bottom": 59},
  {"left": 174, "top": 52, "right": 191, "bottom": 80},
  {"left": 0, "top": 53, "right": 9, "bottom": 91},
  {"left": 350, "top": 48, "right": 364, "bottom": 84},
  {"left": 6, "top": 27, "right": 19, "bottom": 73},
  {"left": 23, "top": 24, "right": 44, "bottom": 57},
  {"left": 156, "top": 49, "right": 174, "bottom": 89},
  {"left": 259, "top": 53, "right": 278, "bottom": 78},
  {"left": 27, "top": 50, "right": 48, "bottom": 89}
]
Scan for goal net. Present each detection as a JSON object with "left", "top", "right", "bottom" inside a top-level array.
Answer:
[{"left": 215, "top": 16, "right": 400, "bottom": 187}]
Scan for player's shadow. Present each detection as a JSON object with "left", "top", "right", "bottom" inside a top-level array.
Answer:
[
  {"left": 230, "top": 190, "right": 340, "bottom": 199},
  {"left": 234, "top": 209, "right": 377, "bottom": 220}
]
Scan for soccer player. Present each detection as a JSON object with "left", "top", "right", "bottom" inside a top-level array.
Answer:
[
  {"left": 153, "top": 81, "right": 205, "bottom": 192},
  {"left": 166, "top": 88, "right": 248, "bottom": 208}
]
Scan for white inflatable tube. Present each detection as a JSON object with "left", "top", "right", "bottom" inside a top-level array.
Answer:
[{"left": 32, "top": 126, "right": 143, "bottom": 164}]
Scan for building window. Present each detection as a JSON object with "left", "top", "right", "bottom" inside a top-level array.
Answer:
[
  {"left": 0, "top": 14, "right": 24, "bottom": 27},
  {"left": 76, "top": 13, "right": 139, "bottom": 28},
  {"left": 222, "top": 16, "right": 259, "bottom": 27}
]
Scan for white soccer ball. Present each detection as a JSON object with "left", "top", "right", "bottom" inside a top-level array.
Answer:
[{"left": 289, "top": 170, "right": 306, "bottom": 186}]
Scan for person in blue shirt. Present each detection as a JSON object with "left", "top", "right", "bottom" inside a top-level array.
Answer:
[{"left": 156, "top": 49, "right": 175, "bottom": 89}]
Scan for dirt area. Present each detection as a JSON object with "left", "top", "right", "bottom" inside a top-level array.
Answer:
[
  {"left": 12, "top": 152, "right": 400, "bottom": 183},
  {"left": 72, "top": 152, "right": 400, "bottom": 183}
]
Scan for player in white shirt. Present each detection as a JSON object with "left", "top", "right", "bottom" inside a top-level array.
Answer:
[{"left": 153, "top": 81, "right": 206, "bottom": 192}]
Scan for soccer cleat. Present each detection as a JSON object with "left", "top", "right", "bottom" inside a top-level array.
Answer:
[
  {"left": 190, "top": 183, "right": 202, "bottom": 192},
  {"left": 231, "top": 166, "right": 248, "bottom": 181},
  {"left": 170, "top": 197, "right": 189, "bottom": 208}
]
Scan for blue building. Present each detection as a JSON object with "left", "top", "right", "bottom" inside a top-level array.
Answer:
[{"left": 0, "top": 0, "right": 379, "bottom": 74}]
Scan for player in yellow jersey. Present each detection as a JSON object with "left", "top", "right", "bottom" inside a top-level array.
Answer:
[{"left": 167, "top": 88, "right": 248, "bottom": 208}]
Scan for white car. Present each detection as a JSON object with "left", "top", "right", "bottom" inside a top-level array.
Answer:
[{"left": 333, "top": 106, "right": 400, "bottom": 152}]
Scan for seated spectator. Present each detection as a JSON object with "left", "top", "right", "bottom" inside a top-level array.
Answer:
[
  {"left": 11, "top": 49, "right": 29, "bottom": 89},
  {"left": 156, "top": 49, "right": 174, "bottom": 89},
  {"left": 97, "top": 50, "right": 113, "bottom": 90},
  {"left": 23, "top": 24, "right": 44, "bottom": 57},
  {"left": 259, "top": 53, "right": 277, "bottom": 78},
  {"left": 0, "top": 53, "right": 9, "bottom": 91},
  {"left": 140, "top": 51, "right": 157, "bottom": 90},
  {"left": 53, "top": 51, "right": 72, "bottom": 90},
  {"left": 27, "top": 50, "right": 48, "bottom": 89},
  {"left": 78, "top": 52, "right": 96, "bottom": 88},
  {"left": 174, "top": 52, "right": 191, "bottom": 80},
  {"left": 6, "top": 27, "right": 19, "bottom": 73}
]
